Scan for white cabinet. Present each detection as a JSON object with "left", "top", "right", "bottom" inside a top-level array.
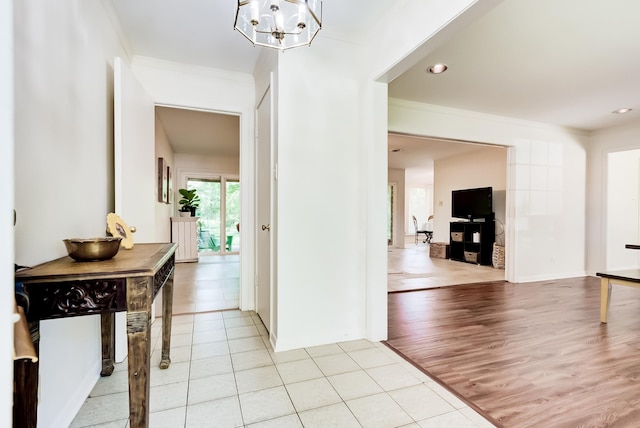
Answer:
[{"left": 171, "top": 217, "right": 199, "bottom": 263}]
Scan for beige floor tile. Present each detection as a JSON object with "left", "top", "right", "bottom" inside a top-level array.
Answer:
[
  {"left": 187, "top": 373, "right": 238, "bottom": 405},
  {"left": 269, "top": 348, "right": 310, "bottom": 364},
  {"left": 185, "top": 396, "right": 243, "bottom": 428},
  {"left": 228, "top": 336, "right": 267, "bottom": 354},
  {"left": 298, "top": 402, "right": 362, "bottom": 428},
  {"left": 191, "top": 340, "right": 230, "bottom": 360},
  {"left": 150, "top": 381, "right": 188, "bottom": 412},
  {"left": 224, "top": 315, "right": 256, "bottom": 327},
  {"left": 231, "top": 349, "right": 274, "bottom": 371},
  {"left": 238, "top": 385, "right": 296, "bottom": 425},
  {"left": 149, "top": 407, "right": 187, "bottom": 428},
  {"left": 72, "top": 419, "right": 129, "bottom": 428},
  {"left": 235, "top": 365, "right": 283, "bottom": 393},
  {"left": 193, "top": 311, "right": 224, "bottom": 322},
  {"left": 192, "top": 318, "right": 225, "bottom": 332},
  {"left": 222, "top": 309, "right": 249, "bottom": 319},
  {"left": 70, "top": 391, "right": 130, "bottom": 427},
  {"left": 191, "top": 328, "right": 227, "bottom": 345},
  {"left": 151, "top": 344, "right": 192, "bottom": 366},
  {"left": 170, "top": 322, "right": 194, "bottom": 336},
  {"left": 346, "top": 392, "right": 414, "bottom": 428},
  {"left": 338, "top": 339, "right": 377, "bottom": 352},
  {"left": 89, "top": 370, "right": 129, "bottom": 397},
  {"left": 327, "top": 370, "right": 384, "bottom": 401},
  {"left": 163, "top": 333, "right": 193, "bottom": 349},
  {"left": 348, "top": 347, "right": 396, "bottom": 369},
  {"left": 388, "top": 384, "right": 456, "bottom": 421},
  {"left": 285, "top": 377, "right": 342, "bottom": 412},
  {"left": 225, "top": 324, "right": 260, "bottom": 339},
  {"left": 189, "top": 354, "right": 233, "bottom": 379},
  {"left": 276, "top": 358, "right": 324, "bottom": 384},
  {"left": 313, "top": 353, "right": 360, "bottom": 376},
  {"left": 305, "top": 343, "right": 344, "bottom": 357},
  {"left": 365, "top": 363, "right": 423, "bottom": 391},
  {"left": 150, "top": 361, "right": 190, "bottom": 387},
  {"left": 245, "top": 413, "right": 303, "bottom": 428},
  {"left": 417, "top": 410, "right": 479, "bottom": 428}
]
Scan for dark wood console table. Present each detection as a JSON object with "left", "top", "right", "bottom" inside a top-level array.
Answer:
[{"left": 14, "top": 243, "right": 177, "bottom": 428}]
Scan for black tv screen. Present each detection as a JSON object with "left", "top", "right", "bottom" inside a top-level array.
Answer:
[{"left": 451, "top": 187, "right": 493, "bottom": 219}]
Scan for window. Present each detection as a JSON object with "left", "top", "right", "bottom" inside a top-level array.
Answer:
[{"left": 188, "top": 177, "right": 240, "bottom": 254}]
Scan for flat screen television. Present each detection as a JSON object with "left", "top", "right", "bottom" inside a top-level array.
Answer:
[{"left": 451, "top": 187, "right": 493, "bottom": 220}]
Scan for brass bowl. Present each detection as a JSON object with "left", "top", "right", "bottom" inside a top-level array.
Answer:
[{"left": 63, "top": 237, "right": 122, "bottom": 261}]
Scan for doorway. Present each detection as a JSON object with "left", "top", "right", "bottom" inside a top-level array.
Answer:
[
  {"left": 155, "top": 105, "right": 244, "bottom": 313},
  {"left": 606, "top": 149, "right": 640, "bottom": 270},
  {"left": 387, "top": 132, "right": 508, "bottom": 292}
]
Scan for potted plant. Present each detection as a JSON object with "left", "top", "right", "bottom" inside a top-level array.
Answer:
[{"left": 178, "top": 188, "right": 200, "bottom": 217}]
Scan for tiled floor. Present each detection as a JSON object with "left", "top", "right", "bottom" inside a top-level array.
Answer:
[
  {"left": 71, "top": 310, "right": 495, "bottom": 427},
  {"left": 72, "top": 246, "right": 498, "bottom": 427}
]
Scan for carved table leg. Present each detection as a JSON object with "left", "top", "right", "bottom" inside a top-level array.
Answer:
[
  {"left": 159, "top": 270, "right": 173, "bottom": 369},
  {"left": 100, "top": 312, "right": 115, "bottom": 376},
  {"left": 13, "top": 321, "right": 39, "bottom": 428},
  {"left": 126, "top": 276, "right": 152, "bottom": 428}
]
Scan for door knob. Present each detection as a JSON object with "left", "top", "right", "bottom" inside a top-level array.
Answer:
[{"left": 261, "top": 224, "right": 270, "bottom": 231}]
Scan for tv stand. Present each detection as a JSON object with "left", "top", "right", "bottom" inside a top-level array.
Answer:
[{"left": 449, "top": 215, "right": 495, "bottom": 265}]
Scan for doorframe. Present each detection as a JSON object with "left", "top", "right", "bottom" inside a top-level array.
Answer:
[{"left": 156, "top": 103, "right": 256, "bottom": 311}]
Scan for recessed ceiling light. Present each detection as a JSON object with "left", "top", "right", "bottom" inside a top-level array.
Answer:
[
  {"left": 427, "top": 63, "right": 448, "bottom": 74},
  {"left": 390, "top": 148, "right": 404, "bottom": 153},
  {"left": 612, "top": 108, "right": 632, "bottom": 114}
]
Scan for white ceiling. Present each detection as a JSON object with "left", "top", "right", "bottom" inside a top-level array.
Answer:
[
  {"left": 108, "top": 0, "right": 389, "bottom": 74},
  {"left": 108, "top": 0, "right": 640, "bottom": 183},
  {"left": 389, "top": 0, "right": 640, "bottom": 132},
  {"left": 156, "top": 106, "right": 239, "bottom": 156}
]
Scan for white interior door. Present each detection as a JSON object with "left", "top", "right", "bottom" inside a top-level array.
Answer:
[
  {"left": 256, "top": 88, "right": 272, "bottom": 331},
  {"left": 113, "top": 56, "right": 156, "bottom": 361},
  {"left": 114, "top": 57, "right": 156, "bottom": 240}
]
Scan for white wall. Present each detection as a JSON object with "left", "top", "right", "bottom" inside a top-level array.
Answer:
[
  {"left": 13, "top": 1, "right": 130, "bottom": 426},
  {"left": 274, "top": 38, "right": 370, "bottom": 349},
  {"left": 389, "top": 99, "right": 589, "bottom": 283},
  {"left": 587, "top": 122, "right": 640, "bottom": 273},
  {"left": 1, "top": 0, "right": 14, "bottom": 425},
  {"left": 433, "top": 147, "right": 507, "bottom": 243}
]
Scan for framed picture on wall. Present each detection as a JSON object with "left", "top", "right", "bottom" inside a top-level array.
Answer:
[
  {"left": 167, "top": 165, "right": 173, "bottom": 204},
  {"left": 158, "top": 157, "right": 168, "bottom": 203}
]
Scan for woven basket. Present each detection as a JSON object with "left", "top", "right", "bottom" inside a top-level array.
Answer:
[{"left": 492, "top": 243, "right": 505, "bottom": 269}]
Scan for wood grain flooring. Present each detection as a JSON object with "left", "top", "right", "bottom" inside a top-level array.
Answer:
[{"left": 385, "top": 277, "right": 640, "bottom": 427}]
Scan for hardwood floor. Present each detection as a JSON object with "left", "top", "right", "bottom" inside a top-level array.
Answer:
[{"left": 385, "top": 277, "right": 640, "bottom": 427}]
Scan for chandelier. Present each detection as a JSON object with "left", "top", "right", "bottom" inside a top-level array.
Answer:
[{"left": 234, "top": 0, "right": 322, "bottom": 50}]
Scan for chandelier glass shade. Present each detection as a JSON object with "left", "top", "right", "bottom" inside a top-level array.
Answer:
[{"left": 234, "top": 0, "right": 322, "bottom": 50}]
